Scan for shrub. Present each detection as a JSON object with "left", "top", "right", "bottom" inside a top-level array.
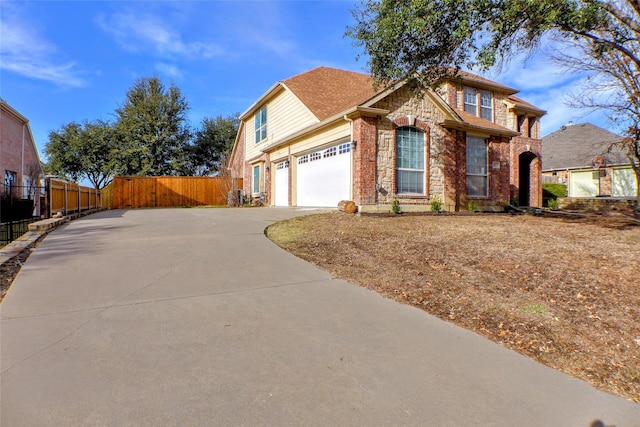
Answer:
[
  {"left": 430, "top": 197, "right": 442, "bottom": 213},
  {"left": 391, "top": 198, "right": 401, "bottom": 214},
  {"left": 543, "top": 183, "right": 567, "bottom": 199},
  {"left": 467, "top": 200, "right": 478, "bottom": 212},
  {"left": 547, "top": 199, "right": 559, "bottom": 209}
]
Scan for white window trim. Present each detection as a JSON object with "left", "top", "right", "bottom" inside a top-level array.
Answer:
[
  {"left": 396, "top": 126, "right": 426, "bottom": 195},
  {"left": 252, "top": 164, "right": 261, "bottom": 194},
  {"left": 466, "top": 136, "right": 489, "bottom": 198},
  {"left": 463, "top": 87, "right": 477, "bottom": 115},
  {"left": 480, "top": 90, "right": 493, "bottom": 122},
  {"left": 255, "top": 106, "right": 267, "bottom": 144}
]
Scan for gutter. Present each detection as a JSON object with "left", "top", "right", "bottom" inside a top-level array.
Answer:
[{"left": 259, "top": 106, "right": 389, "bottom": 153}]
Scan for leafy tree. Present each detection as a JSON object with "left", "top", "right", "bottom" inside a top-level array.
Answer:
[
  {"left": 115, "top": 76, "right": 191, "bottom": 176},
  {"left": 346, "top": 0, "right": 640, "bottom": 204},
  {"left": 186, "top": 113, "right": 240, "bottom": 176},
  {"left": 45, "top": 119, "right": 117, "bottom": 189}
]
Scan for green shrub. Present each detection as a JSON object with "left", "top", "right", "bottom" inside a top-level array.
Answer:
[
  {"left": 547, "top": 199, "right": 559, "bottom": 209},
  {"left": 391, "top": 198, "right": 401, "bottom": 214},
  {"left": 542, "top": 183, "right": 567, "bottom": 199},
  {"left": 430, "top": 197, "right": 442, "bottom": 213},
  {"left": 467, "top": 200, "right": 478, "bottom": 212}
]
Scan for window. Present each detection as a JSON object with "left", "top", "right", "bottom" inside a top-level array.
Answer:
[
  {"left": 323, "top": 147, "right": 337, "bottom": 158},
  {"left": 396, "top": 127, "right": 425, "bottom": 194},
  {"left": 4, "top": 170, "right": 16, "bottom": 194},
  {"left": 255, "top": 106, "right": 267, "bottom": 143},
  {"left": 464, "top": 87, "right": 477, "bottom": 115},
  {"left": 252, "top": 165, "right": 260, "bottom": 194},
  {"left": 480, "top": 91, "right": 493, "bottom": 121},
  {"left": 338, "top": 143, "right": 351, "bottom": 154},
  {"left": 466, "top": 137, "right": 488, "bottom": 197}
]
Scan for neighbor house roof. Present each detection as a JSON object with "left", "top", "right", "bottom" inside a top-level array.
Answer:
[{"left": 541, "top": 122, "right": 628, "bottom": 171}]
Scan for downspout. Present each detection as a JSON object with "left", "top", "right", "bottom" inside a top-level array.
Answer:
[
  {"left": 343, "top": 115, "right": 354, "bottom": 201},
  {"left": 21, "top": 123, "right": 26, "bottom": 184}
]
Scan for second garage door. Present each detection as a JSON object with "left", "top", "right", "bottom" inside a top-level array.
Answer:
[
  {"left": 297, "top": 143, "right": 351, "bottom": 207},
  {"left": 569, "top": 170, "right": 599, "bottom": 197}
]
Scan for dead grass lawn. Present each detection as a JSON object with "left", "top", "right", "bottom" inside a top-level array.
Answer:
[{"left": 266, "top": 211, "right": 640, "bottom": 403}]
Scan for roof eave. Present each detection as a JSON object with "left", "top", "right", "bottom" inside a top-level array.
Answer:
[
  {"left": 441, "top": 119, "right": 520, "bottom": 137},
  {"left": 239, "top": 83, "right": 286, "bottom": 120},
  {"left": 260, "top": 105, "right": 390, "bottom": 153}
]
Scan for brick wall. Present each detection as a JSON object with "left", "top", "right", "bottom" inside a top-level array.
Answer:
[
  {"left": 352, "top": 116, "right": 378, "bottom": 205},
  {"left": 0, "top": 105, "right": 42, "bottom": 195},
  {"left": 510, "top": 136, "right": 543, "bottom": 206}
]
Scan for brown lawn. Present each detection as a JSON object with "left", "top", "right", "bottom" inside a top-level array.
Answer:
[{"left": 266, "top": 211, "right": 640, "bottom": 403}]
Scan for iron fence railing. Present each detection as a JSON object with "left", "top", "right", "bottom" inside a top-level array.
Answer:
[{"left": 0, "top": 218, "right": 40, "bottom": 247}]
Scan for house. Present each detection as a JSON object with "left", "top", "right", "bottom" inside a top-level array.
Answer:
[
  {"left": 228, "top": 66, "right": 546, "bottom": 211},
  {"left": 1, "top": 100, "right": 45, "bottom": 217},
  {"left": 542, "top": 122, "right": 638, "bottom": 198}
]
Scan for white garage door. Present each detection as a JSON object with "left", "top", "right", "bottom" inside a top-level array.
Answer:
[
  {"left": 569, "top": 170, "right": 599, "bottom": 197},
  {"left": 297, "top": 143, "right": 351, "bottom": 207},
  {"left": 274, "top": 160, "right": 289, "bottom": 206},
  {"left": 612, "top": 167, "right": 637, "bottom": 197}
]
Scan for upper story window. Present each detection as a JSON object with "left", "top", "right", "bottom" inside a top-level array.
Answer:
[
  {"left": 480, "top": 91, "right": 493, "bottom": 121},
  {"left": 464, "top": 87, "right": 477, "bottom": 115},
  {"left": 255, "top": 106, "right": 267, "bottom": 143},
  {"left": 396, "top": 127, "right": 425, "bottom": 195},
  {"left": 463, "top": 87, "right": 493, "bottom": 122}
]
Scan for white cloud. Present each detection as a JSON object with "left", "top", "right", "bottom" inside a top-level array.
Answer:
[
  {"left": 97, "top": 12, "right": 223, "bottom": 59},
  {"left": 155, "top": 62, "right": 183, "bottom": 80},
  {"left": 0, "top": 7, "right": 85, "bottom": 87}
]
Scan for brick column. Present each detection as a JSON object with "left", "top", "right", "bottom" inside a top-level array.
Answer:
[
  {"left": 352, "top": 116, "right": 378, "bottom": 205},
  {"left": 443, "top": 129, "right": 465, "bottom": 211}
]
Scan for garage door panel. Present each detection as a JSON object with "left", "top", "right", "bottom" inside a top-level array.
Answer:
[
  {"left": 297, "top": 143, "right": 351, "bottom": 207},
  {"left": 613, "top": 168, "right": 637, "bottom": 197},
  {"left": 275, "top": 161, "right": 289, "bottom": 206},
  {"left": 570, "top": 170, "right": 598, "bottom": 197}
]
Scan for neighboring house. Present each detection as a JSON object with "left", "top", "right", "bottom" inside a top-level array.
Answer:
[
  {"left": 1, "top": 100, "right": 45, "bottom": 216},
  {"left": 228, "top": 67, "right": 546, "bottom": 211},
  {"left": 542, "top": 122, "right": 637, "bottom": 198}
]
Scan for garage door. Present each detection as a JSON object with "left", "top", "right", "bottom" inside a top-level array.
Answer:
[
  {"left": 274, "top": 160, "right": 289, "bottom": 206},
  {"left": 297, "top": 142, "right": 351, "bottom": 207},
  {"left": 569, "top": 170, "right": 599, "bottom": 197},
  {"left": 612, "top": 167, "right": 637, "bottom": 197}
]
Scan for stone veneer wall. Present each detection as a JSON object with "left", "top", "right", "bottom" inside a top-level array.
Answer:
[{"left": 371, "top": 86, "right": 447, "bottom": 207}]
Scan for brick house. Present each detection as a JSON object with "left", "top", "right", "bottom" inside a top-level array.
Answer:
[
  {"left": 542, "top": 122, "right": 637, "bottom": 198},
  {"left": 228, "top": 67, "right": 545, "bottom": 211},
  {"left": 1, "top": 100, "right": 44, "bottom": 216}
]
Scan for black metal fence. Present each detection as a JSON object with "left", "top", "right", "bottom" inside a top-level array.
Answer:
[{"left": 0, "top": 218, "right": 40, "bottom": 247}]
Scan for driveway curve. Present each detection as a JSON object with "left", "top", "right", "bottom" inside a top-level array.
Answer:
[{"left": 2, "top": 208, "right": 639, "bottom": 427}]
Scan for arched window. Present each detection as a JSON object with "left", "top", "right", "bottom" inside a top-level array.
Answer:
[{"left": 396, "top": 127, "right": 425, "bottom": 195}]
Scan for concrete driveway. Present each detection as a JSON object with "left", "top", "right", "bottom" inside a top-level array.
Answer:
[{"left": 1, "top": 208, "right": 639, "bottom": 427}]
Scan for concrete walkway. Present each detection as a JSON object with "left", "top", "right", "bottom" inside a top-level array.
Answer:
[{"left": 1, "top": 208, "right": 638, "bottom": 427}]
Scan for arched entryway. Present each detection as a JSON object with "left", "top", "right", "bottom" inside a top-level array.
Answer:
[{"left": 518, "top": 152, "right": 537, "bottom": 206}]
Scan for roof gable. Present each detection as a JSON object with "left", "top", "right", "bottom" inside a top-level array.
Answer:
[{"left": 282, "top": 67, "right": 378, "bottom": 121}]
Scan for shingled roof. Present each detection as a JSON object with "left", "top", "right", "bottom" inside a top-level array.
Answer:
[
  {"left": 282, "top": 67, "right": 377, "bottom": 121},
  {"left": 541, "top": 122, "right": 627, "bottom": 171}
]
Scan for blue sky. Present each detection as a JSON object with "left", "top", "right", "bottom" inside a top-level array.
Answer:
[{"left": 1, "top": 0, "right": 610, "bottom": 163}]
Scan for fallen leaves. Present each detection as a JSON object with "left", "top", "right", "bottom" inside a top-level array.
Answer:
[{"left": 267, "top": 211, "right": 640, "bottom": 403}]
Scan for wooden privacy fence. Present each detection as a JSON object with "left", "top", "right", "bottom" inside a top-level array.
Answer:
[
  {"left": 48, "top": 178, "right": 101, "bottom": 217},
  {"left": 104, "top": 176, "right": 243, "bottom": 209}
]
